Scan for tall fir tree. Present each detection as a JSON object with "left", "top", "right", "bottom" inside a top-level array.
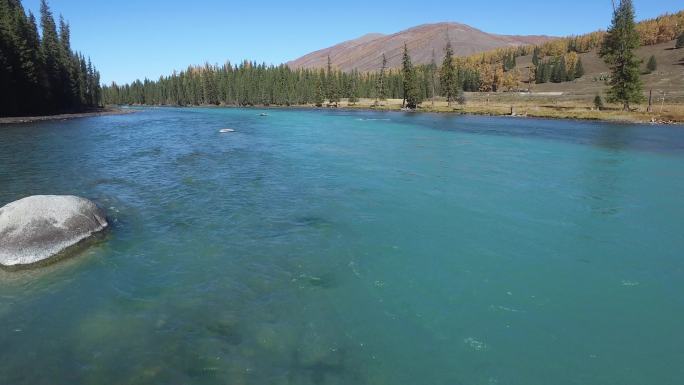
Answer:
[
  {"left": 428, "top": 49, "right": 437, "bottom": 106},
  {"left": 376, "top": 53, "right": 387, "bottom": 101},
  {"left": 348, "top": 70, "right": 359, "bottom": 104},
  {"left": 40, "top": 0, "right": 61, "bottom": 110},
  {"left": 326, "top": 55, "right": 339, "bottom": 104},
  {"left": 401, "top": 44, "right": 420, "bottom": 109},
  {"left": 439, "top": 41, "right": 457, "bottom": 105},
  {"left": 313, "top": 76, "right": 324, "bottom": 107},
  {"left": 599, "top": 0, "right": 644, "bottom": 110}
]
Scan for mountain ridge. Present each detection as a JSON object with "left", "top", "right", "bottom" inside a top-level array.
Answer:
[{"left": 287, "top": 22, "right": 556, "bottom": 72}]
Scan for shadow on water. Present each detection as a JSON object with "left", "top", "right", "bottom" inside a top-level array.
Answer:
[
  {"left": 581, "top": 125, "right": 632, "bottom": 215},
  {"left": 591, "top": 124, "right": 634, "bottom": 151},
  {"left": 0, "top": 226, "right": 111, "bottom": 276},
  {"left": 413, "top": 114, "right": 684, "bottom": 154}
]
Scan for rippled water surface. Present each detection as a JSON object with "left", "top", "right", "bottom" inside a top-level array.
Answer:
[{"left": 1, "top": 107, "right": 683, "bottom": 385}]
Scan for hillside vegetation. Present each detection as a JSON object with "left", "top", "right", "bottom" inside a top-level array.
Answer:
[{"left": 103, "top": 9, "right": 684, "bottom": 122}]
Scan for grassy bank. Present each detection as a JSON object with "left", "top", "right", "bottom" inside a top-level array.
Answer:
[{"left": 328, "top": 96, "right": 684, "bottom": 124}]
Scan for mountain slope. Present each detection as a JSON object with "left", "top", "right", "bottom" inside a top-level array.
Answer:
[{"left": 288, "top": 22, "right": 555, "bottom": 72}]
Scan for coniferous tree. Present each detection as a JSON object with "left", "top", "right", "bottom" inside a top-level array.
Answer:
[
  {"left": 503, "top": 53, "right": 516, "bottom": 71},
  {"left": 428, "top": 49, "right": 437, "bottom": 106},
  {"left": 401, "top": 44, "right": 420, "bottom": 109},
  {"left": 599, "top": 0, "right": 644, "bottom": 110},
  {"left": 550, "top": 59, "right": 563, "bottom": 83},
  {"left": 646, "top": 55, "right": 657, "bottom": 73},
  {"left": 348, "top": 70, "right": 359, "bottom": 104},
  {"left": 376, "top": 53, "right": 387, "bottom": 101},
  {"left": 0, "top": 0, "right": 100, "bottom": 117},
  {"left": 40, "top": 0, "right": 61, "bottom": 109},
  {"left": 532, "top": 47, "right": 540, "bottom": 66},
  {"left": 594, "top": 94, "right": 604, "bottom": 110},
  {"left": 574, "top": 57, "right": 585, "bottom": 78},
  {"left": 676, "top": 32, "right": 684, "bottom": 49},
  {"left": 535, "top": 62, "right": 545, "bottom": 84},
  {"left": 439, "top": 41, "right": 457, "bottom": 105},
  {"left": 326, "top": 55, "right": 339, "bottom": 104},
  {"left": 543, "top": 62, "right": 552, "bottom": 83},
  {"left": 313, "top": 76, "right": 324, "bottom": 107}
]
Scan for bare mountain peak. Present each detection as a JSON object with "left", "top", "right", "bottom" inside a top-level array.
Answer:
[{"left": 288, "top": 22, "right": 555, "bottom": 72}]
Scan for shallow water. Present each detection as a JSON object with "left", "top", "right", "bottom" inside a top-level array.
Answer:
[{"left": 1, "top": 107, "right": 683, "bottom": 385}]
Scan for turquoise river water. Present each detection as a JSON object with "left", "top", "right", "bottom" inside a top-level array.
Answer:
[{"left": 1, "top": 107, "right": 683, "bottom": 385}]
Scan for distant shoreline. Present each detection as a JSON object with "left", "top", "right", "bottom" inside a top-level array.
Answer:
[
  {"left": 0, "top": 108, "right": 135, "bottom": 125},
  {"left": 121, "top": 100, "right": 683, "bottom": 125}
]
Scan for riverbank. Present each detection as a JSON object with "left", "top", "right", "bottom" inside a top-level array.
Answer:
[
  {"left": 0, "top": 108, "right": 135, "bottom": 125},
  {"left": 335, "top": 97, "right": 684, "bottom": 124},
  {"left": 123, "top": 97, "right": 684, "bottom": 125}
]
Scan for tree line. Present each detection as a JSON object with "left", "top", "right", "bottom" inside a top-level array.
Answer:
[
  {"left": 101, "top": 56, "right": 486, "bottom": 107},
  {"left": 0, "top": 0, "right": 101, "bottom": 117},
  {"left": 103, "top": 5, "right": 681, "bottom": 111}
]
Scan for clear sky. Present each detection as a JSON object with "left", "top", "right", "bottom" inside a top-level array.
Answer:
[{"left": 21, "top": 0, "right": 683, "bottom": 84}]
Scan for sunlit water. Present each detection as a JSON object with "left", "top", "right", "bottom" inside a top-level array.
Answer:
[{"left": 1, "top": 107, "right": 683, "bottom": 385}]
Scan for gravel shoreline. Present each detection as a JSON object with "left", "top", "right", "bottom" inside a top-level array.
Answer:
[{"left": 0, "top": 108, "right": 135, "bottom": 125}]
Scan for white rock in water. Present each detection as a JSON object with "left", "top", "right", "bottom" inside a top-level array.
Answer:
[
  {"left": 219, "top": 128, "right": 235, "bottom": 133},
  {"left": 0, "top": 195, "right": 108, "bottom": 267}
]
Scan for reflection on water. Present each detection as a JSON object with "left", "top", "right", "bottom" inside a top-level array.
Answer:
[{"left": 1, "top": 108, "right": 684, "bottom": 385}]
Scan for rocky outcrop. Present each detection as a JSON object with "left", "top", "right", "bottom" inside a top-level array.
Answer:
[{"left": 0, "top": 195, "right": 108, "bottom": 267}]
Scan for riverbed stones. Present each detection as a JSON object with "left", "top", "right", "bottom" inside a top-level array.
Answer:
[{"left": 0, "top": 195, "right": 108, "bottom": 267}]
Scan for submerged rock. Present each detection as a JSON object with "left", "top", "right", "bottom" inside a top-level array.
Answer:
[{"left": 0, "top": 195, "right": 108, "bottom": 267}]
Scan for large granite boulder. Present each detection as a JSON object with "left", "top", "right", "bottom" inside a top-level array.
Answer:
[{"left": 0, "top": 195, "right": 108, "bottom": 267}]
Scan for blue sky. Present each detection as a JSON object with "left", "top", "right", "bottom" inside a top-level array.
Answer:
[{"left": 22, "top": 0, "right": 683, "bottom": 84}]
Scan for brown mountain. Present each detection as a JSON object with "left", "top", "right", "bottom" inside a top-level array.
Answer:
[{"left": 288, "top": 22, "right": 556, "bottom": 72}]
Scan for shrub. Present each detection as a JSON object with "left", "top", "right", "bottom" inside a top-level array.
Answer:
[
  {"left": 594, "top": 95, "right": 605, "bottom": 110},
  {"left": 456, "top": 89, "right": 467, "bottom": 105},
  {"left": 677, "top": 33, "right": 684, "bottom": 49},
  {"left": 645, "top": 55, "right": 657, "bottom": 73}
]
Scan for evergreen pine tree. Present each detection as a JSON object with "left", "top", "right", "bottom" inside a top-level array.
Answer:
[
  {"left": 532, "top": 47, "right": 540, "bottom": 66},
  {"left": 574, "top": 57, "right": 585, "bottom": 79},
  {"left": 401, "top": 44, "right": 420, "bottom": 109},
  {"left": 1, "top": 0, "right": 18, "bottom": 113},
  {"left": 599, "top": 0, "right": 644, "bottom": 110},
  {"left": 535, "top": 61, "right": 544, "bottom": 84},
  {"left": 348, "top": 70, "right": 359, "bottom": 104},
  {"left": 543, "top": 62, "right": 552, "bottom": 83},
  {"left": 428, "top": 49, "right": 437, "bottom": 106},
  {"left": 0, "top": 0, "right": 100, "bottom": 116},
  {"left": 551, "top": 59, "right": 562, "bottom": 83},
  {"left": 40, "top": 0, "right": 62, "bottom": 110},
  {"left": 439, "top": 41, "right": 457, "bottom": 105},
  {"left": 313, "top": 76, "right": 324, "bottom": 107},
  {"left": 326, "top": 55, "right": 339, "bottom": 105},
  {"left": 646, "top": 55, "right": 657, "bottom": 73},
  {"left": 594, "top": 94, "right": 604, "bottom": 110},
  {"left": 376, "top": 53, "right": 387, "bottom": 101},
  {"left": 676, "top": 32, "right": 684, "bottom": 49}
]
